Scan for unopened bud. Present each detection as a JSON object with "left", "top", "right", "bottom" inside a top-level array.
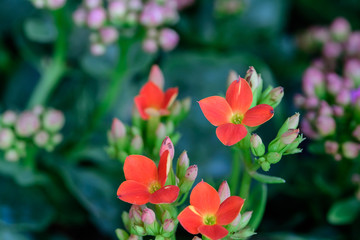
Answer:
[
  {"left": 34, "top": 131, "right": 49, "bottom": 147},
  {"left": 132, "top": 225, "right": 146, "bottom": 236},
  {"left": 121, "top": 211, "right": 130, "bottom": 230},
  {"left": 16, "top": 111, "right": 40, "bottom": 137},
  {"left": 159, "top": 136, "right": 174, "bottom": 159},
  {"left": 159, "top": 28, "right": 179, "bottom": 51},
  {"left": 131, "top": 135, "right": 143, "bottom": 152},
  {"left": 336, "top": 89, "right": 351, "bottom": 105},
  {"left": 268, "top": 87, "right": 284, "bottom": 107},
  {"left": 218, "top": 181, "right": 230, "bottom": 203},
  {"left": 52, "top": 133, "right": 63, "bottom": 145},
  {"left": 294, "top": 94, "right": 306, "bottom": 108},
  {"left": 128, "top": 234, "right": 140, "bottom": 240},
  {"left": 346, "top": 32, "right": 360, "bottom": 56},
  {"left": 260, "top": 161, "right": 270, "bottom": 171},
  {"left": 0, "top": 128, "right": 14, "bottom": 149},
  {"left": 238, "top": 211, "right": 253, "bottom": 229},
  {"left": 302, "top": 67, "right": 325, "bottom": 98},
  {"left": 323, "top": 41, "right": 342, "bottom": 59},
  {"left": 227, "top": 70, "right": 238, "bottom": 87},
  {"left": 176, "top": 150, "right": 189, "bottom": 179},
  {"left": 84, "top": 0, "right": 102, "bottom": 9},
  {"left": 149, "top": 65, "right": 164, "bottom": 90},
  {"left": 111, "top": 118, "right": 126, "bottom": 140},
  {"left": 318, "top": 101, "right": 333, "bottom": 116},
  {"left": 245, "top": 66, "right": 263, "bottom": 105},
  {"left": 156, "top": 123, "right": 167, "bottom": 140},
  {"left": 185, "top": 165, "right": 198, "bottom": 181},
  {"left": 316, "top": 116, "right": 335, "bottom": 136},
  {"left": 266, "top": 152, "right": 282, "bottom": 164},
  {"left": 330, "top": 17, "right": 351, "bottom": 42},
  {"left": 332, "top": 105, "right": 344, "bottom": 117},
  {"left": 325, "top": 140, "right": 339, "bottom": 155},
  {"left": 129, "top": 205, "right": 143, "bottom": 224},
  {"left": 342, "top": 142, "right": 359, "bottom": 159},
  {"left": 288, "top": 113, "right": 300, "bottom": 129},
  {"left": 140, "top": 3, "right": 164, "bottom": 27},
  {"left": 281, "top": 129, "right": 299, "bottom": 145},
  {"left": 353, "top": 125, "right": 360, "bottom": 141},
  {"left": 344, "top": 59, "right": 360, "bottom": 87},
  {"left": 47, "top": 0, "right": 66, "bottom": 10},
  {"left": 99, "top": 27, "right": 118, "bottom": 44},
  {"left": 108, "top": 0, "right": 127, "bottom": 20},
  {"left": 87, "top": 7, "right": 106, "bottom": 29},
  {"left": 250, "top": 134, "right": 265, "bottom": 157},
  {"left": 90, "top": 42, "right": 106, "bottom": 56},
  {"left": 162, "top": 219, "right": 175, "bottom": 232},
  {"left": 5, "top": 149, "right": 19, "bottom": 162},
  {"left": 326, "top": 73, "right": 342, "bottom": 95},
  {"left": 141, "top": 208, "right": 156, "bottom": 225},
  {"left": 73, "top": 8, "right": 87, "bottom": 26},
  {"left": 2, "top": 110, "right": 17, "bottom": 126},
  {"left": 142, "top": 38, "right": 158, "bottom": 53},
  {"left": 43, "top": 109, "right": 65, "bottom": 133},
  {"left": 115, "top": 228, "right": 129, "bottom": 240}
]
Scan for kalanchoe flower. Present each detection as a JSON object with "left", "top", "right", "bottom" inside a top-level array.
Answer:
[
  {"left": 110, "top": 118, "right": 126, "bottom": 140},
  {"left": 117, "top": 151, "right": 179, "bottom": 205},
  {"left": 218, "top": 180, "right": 230, "bottom": 203},
  {"left": 178, "top": 181, "right": 244, "bottom": 240},
  {"left": 199, "top": 77, "right": 274, "bottom": 146},
  {"left": 15, "top": 111, "right": 40, "bottom": 137},
  {"left": 134, "top": 68, "right": 178, "bottom": 120},
  {"left": 159, "top": 136, "right": 175, "bottom": 159}
]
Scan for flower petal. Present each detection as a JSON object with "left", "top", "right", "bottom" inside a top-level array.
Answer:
[
  {"left": 178, "top": 206, "right": 203, "bottom": 235},
  {"left": 158, "top": 150, "right": 171, "bottom": 186},
  {"left": 134, "top": 95, "right": 149, "bottom": 120},
  {"left": 140, "top": 81, "right": 164, "bottom": 109},
  {"left": 216, "top": 123, "right": 247, "bottom": 146},
  {"left": 226, "top": 78, "right": 253, "bottom": 114},
  {"left": 216, "top": 196, "right": 244, "bottom": 225},
  {"left": 117, "top": 180, "right": 150, "bottom": 205},
  {"left": 198, "top": 96, "right": 233, "bottom": 126},
  {"left": 162, "top": 87, "right": 178, "bottom": 109},
  {"left": 190, "top": 181, "right": 220, "bottom": 215},
  {"left": 149, "top": 185, "right": 180, "bottom": 204},
  {"left": 198, "top": 225, "right": 228, "bottom": 240},
  {"left": 124, "top": 155, "right": 158, "bottom": 186},
  {"left": 242, "top": 104, "right": 274, "bottom": 127}
]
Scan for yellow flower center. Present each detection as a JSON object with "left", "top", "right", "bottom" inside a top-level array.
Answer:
[
  {"left": 148, "top": 181, "right": 161, "bottom": 194},
  {"left": 203, "top": 215, "right": 217, "bottom": 225},
  {"left": 231, "top": 113, "right": 244, "bottom": 124}
]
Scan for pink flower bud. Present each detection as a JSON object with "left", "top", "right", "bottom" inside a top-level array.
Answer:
[
  {"left": 332, "top": 105, "right": 344, "bottom": 117},
  {"left": 142, "top": 38, "right": 158, "bottom": 53},
  {"left": 52, "top": 134, "right": 63, "bottom": 145},
  {"left": 230, "top": 213, "right": 241, "bottom": 227},
  {"left": 218, "top": 181, "right": 230, "bottom": 203},
  {"left": 149, "top": 65, "right": 164, "bottom": 90},
  {"left": 34, "top": 131, "right": 50, "bottom": 147},
  {"left": 141, "top": 208, "right": 156, "bottom": 225},
  {"left": 129, "top": 205, "right": 143, "bottom": 224},
  {"left": 32, "top": 0, "right": 46, "bottom": 8},
  {"left": 294, "top": 94, "right": 306, "bottom": 108},
  {"left": 128, "top": 235, "right": 139, "bottom": 240},
  {"left": 99, "top": 27, "right": 118, "bottom": 44},
  {"left": 159, "top": 28, "right": 179, "bottom": 51},
  {"left": 108, "top": 0, "right": 127, "bottom": 20},
  {"left": 311, "top": 26, "right": 329, "bottom": 44},
  {"left": 330, "top": 17, "right": 351, "bottom": 42},
  {"left": 302, "top": 67, "right": 324, "bottom": 97},
  {"left": 323, "top": 41, "right": 342, "bottom": 59},
  {"left": 316, "top": 116, "right": 335, "bottom": 136},
  {"left": 73, "top": 8, "right": 87, "bottom": 26},
  {"left": 305, "top": 96, "right": 319, "bottom": 109},
  {"left": 344, "top": 59, "right": 360, "bottom": 86},
  {"left": 128, "top": 0, "right": 142, "bottom": 11},
  {"left": 47, "top": 0, "right": 66, "bottom": 10},
  {"left": 342, "top": 142, "right": 359, "bottom": 159},
  {"left": 318, "top": 101, "right": 333, "bottom": 116},
  {"left": 43, "top": 109, "right": 65, "bottom": 133},
  {"left": 300, "top": 118, "right": 319, "bottom": 139},
  {"left": 5, "top": 149, "right": 19, "bottom": 162},
  {"left": 163, "top": 219, "right": 175, "bottom": 232},
  {"left": 281, "top": 129, "right": 299, "bottom": 145},
  {"left": 87, "top": 7, "right": 106, "bottom": 29},
  {"left": 336, "top": 89, "right": 351, "bottom": 105},
  {"left": 111, "top": 118, "right": 126, "bottom": 139},
  {"left": 16, "top": 111, "right": 40, "bottom": 137},
  {"left": 0, "top": 129, "right": 14, "bottom": 149},
  {"left": 140, "top": 2, "right": 164, "bottom": 27},
  {"left": 131, "top": 135, "right": 143, "bottom": 150},
  {"left": 90, "top": 42, "right": 106, "bottom": 55},
  {"left": 326, "top": 73, "right": 342, "bottom": 95},
  {"left": 346, "top": 32, "right": 360, "bottom": 56},
  {"left": 159, "top": 136, "right": 174, "bottom": 159},
  {"left": 185, "top": 165, "right": 198, "bottom": 181},
  {"left": 2, "top": 110, "right": 17, "bottom": 126},
  {"left": 353, "top": 125, "right": 360, "bottom": 141},
  {"left": 288, "top": 113, "right": 300, "bottom": 129},
  {"left": 84, "top": 0, "right": 102, "bottom": 9},
  {"left": 325, "top": 140, "right": 339, "bottom": 155}
]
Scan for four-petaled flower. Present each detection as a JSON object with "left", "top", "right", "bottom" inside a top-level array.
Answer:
[
  {"left": 199, "top": 77, "right": 274, "bottom": 146},
  {"left": 135, "top": 65, "right": 178, "bottom": 120},
  {"left": 117, "top": 150, "right": 179, "bottom": 205},
  {"left": 178, "top": 181, "right": 244, "bottom": 240}
]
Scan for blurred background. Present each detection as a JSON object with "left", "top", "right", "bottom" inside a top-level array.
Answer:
[{"left": 0, "top": 0, "right": 359, "bottom": 239}]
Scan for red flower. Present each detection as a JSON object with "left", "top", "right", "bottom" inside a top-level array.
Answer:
[
  {"left": 199, "top": 77, "right": 274, "bottom": 146},
  {"left": 178, "top": 181, "right": 244, "bottom": 240},
  {"left": 117, "top": 151, "right": 179, "bottom": 205},
  {"left": 134, "top": 66, "right": 178, "bottom": 120}
]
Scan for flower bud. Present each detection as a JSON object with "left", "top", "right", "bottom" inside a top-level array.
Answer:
[
  {"left": 43, "top": 109, "right": 65, "bottom": 133},
  {"left": 87, "top": 7, "right": 106, "bottom": 29},
  {"left": 0, "top": 128, "right": 14, "bottom": 150},
  {"left": 128, "top": 0, "right": 142, "bottom": 11},
  {"left": 266, "top": 152, "right": 282, "bottom": 164},
  {"left": 326, "top": 73, "right": 342, "bottom": 95},
  {"left": 34, "top": 131, "right": 49, "bottom": 147},
  {"left": 115, "top": 228, "right": 129, "bottom": 240},
  {"left": 156, "top": 123, "right": 167, "bottom": 140},
  {"left": 330, "top": 17, "right": 351, "bottom": 42},
  {"left": 342, "top": 142, "right": 359, "bottom": 159},
  {"left": 129, "top": 205, "right": 143, "bottom": 224},
  {"left": 162, "top": 219, "right": 175, "bottom": 233},
  {"left": 305, "top": 96, "right": 319, "bottom": 109},
  {"left": 336, "top": 89, "right": 351, "bottom": 105},
  {"left": 159, "top": 136, "right": 174, "bottom": 159},
  {"left": 316, "top": 116, "right": 335, "bottom": 136},
  {"left": 142, "top": 208, "right": 156, "bottom": 225},
  {"left": 185, "top": 165, "right": 198, "bottom": 181},
  {"left": 227, "top": 70, "right": 238, "bottom": 87},
  {"left": 302, "top": 67, "right": 325, "bottom": 97},
  {"left": 323, "top": 41, "right": 342, "bottom": 59},
  {"left": 52, "top": 133, "right": 63, "bottom": 145},
  {"left": 218, "top": 181, "right": 230, "bottom": 203},
  {"left": 325, "top": 140, "right": 339, "bottom": 155},
  {"left": 300, "top": 118, "right": 319, "bottom": 139},
  {"left": 159, "top": 28, "right": 179, "bottom": 51},
  {"left": 128, "top": 234, "right": 140, "bottom": 240},
  {"left": 130, "top": 135, "right": 143, "bottom": 154},
  {"left": 346, "top": 32, "right": 360, "bottom": 56},
  {"left": 250, "top": 134, "right": 265, "bottom": 157},
  {"left": 99, "top": 27, "right": 118, "bottom": 44},
  {"left": 260, "top": 86, "right": 284, "bottom": 108},
  {"left": 32, "top": 0, "right": 46, "bottom": 8},
  {"left": 90, "top": 42, "right": 106, "bottom": 56},
  {"left": 47, "top": 0, "right": 66, "bottom": 10},
  {"left": 288, "top": 113, "right": 300, "bottom": 129},
  {"left": 132, "top": 226, "right": 146, "bottom": 236},
  {"left": 121, "top": 211, "right": 130, "bottom": 230},
  {"left": 284, "top": 134, "right": 305, "bottom": 155},
  {"left": 15, "top": 111, "right": 40, "bottom": 137},
  {"left": 294, "top": 94, "right": 306, "bottom": 108},
  {"left": 353, "top": 125, "right": 360, "bottom": 141},
  {"left": 111, "top": 118, "right": 126, "bottom": 141},
  {"left": 2, "top": 110, "right": 17, "bottom": 126},
  {"left": 142, "top": 38, "right": 158, "bottom": 53},
  {"left": 84, "top": 0, "right": 102, "bottom": 9},
  {"left": 5, "top": 149, "right": 19, "bottom": 162},
  {"left": 281, "top": 129, "right": 299, "bottom": 145},
  {"left": 245, "top": 66, "right": 263, "bottom": 105},
  {"left": 176, "top": 150, "right": 189, "bottom": 179},
  {"left": 140, "top": 2, "right": 164, "bottom": 27},
  {"left": 332, "top": 105, "right": 344, "bottom": 117},
  {"left": 344, "top": 59, "right": 360, "bottom": 87},
  {"left": 108, "top": 0, "right": 127, "bottom": 20},
  {"left": 149, "top": 65, "right": 164, "bottom": 90},
  {"left": 73, "top": 8, "right": 87, "bottom": 26},
  {"left": 318, "top": 101, "right": 333, "bottom": 116},
  {"left": 238, "top": 211, "right": 253, "bottom": 229},
  {"left": 260, "top": 161, "right": 270, "bottom": 171}
]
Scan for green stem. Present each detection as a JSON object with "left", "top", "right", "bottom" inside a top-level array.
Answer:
[
  {"left": 249, "top": 183, "right": 267, "bottom": 230},
  {"left": 27, "top": 9, "right": 67, "bottom": 108},
  {"left": 238, "top": 149, "right": 252, "bottom": 199},
  {"left": 23, "top": 147, "right": 38, "bottom": 170},
  {"left": 230, "top": 147, "right": 241, "bottom": 195},
  {"left": 176, "top": 191, "right": 190, "bottom": 206}
]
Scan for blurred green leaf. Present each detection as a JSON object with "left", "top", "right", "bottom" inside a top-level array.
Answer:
[
  {"left": 250, "top": 171, "right": 286, "bottom": 184},
  {"left": 327, "top": 197, "right": 360, "bottom": 225},
  {"left": 0, "top": 228, "right": 29, "bottom": 240},
  {"left": 24, "top": 18, "right": 57, "bottom": 43}
]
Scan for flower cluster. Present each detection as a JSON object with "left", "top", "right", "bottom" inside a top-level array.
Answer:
[
  {"left": 73, "top": 0, "right": 194, "bottom": 55},
  {"left": 0, "top": 106, "right": 65, "bottom": 162},
  {"left": 295, "top": 17, "right": 360, "bottom": 160},
  {"left": 106, "top": 65, "right": 190, "bottom": 161},
  {"left": 29, "top": 0, "right": 66, "bottom": 10}
]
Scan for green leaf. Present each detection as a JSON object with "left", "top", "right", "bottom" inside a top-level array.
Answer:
[
  {"left": 24, "top": 18, "right": 57, "bottom": 43},
  {"left": 327, "top": 197, "right": 360, "bottom": 225},
  {"left": 250, "top": 171, "right": 286, "bottom": 184}
]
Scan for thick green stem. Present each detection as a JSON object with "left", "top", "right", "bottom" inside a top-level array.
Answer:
[
  {"left": 230, "top": 147, "right": 241, "bottom": 195},
  {"left": 238, "top": 149, "right": 252, "bottom": 199},
  {"left": 27, "top": 9, "right": 67, "bottom": 108},
  {"left": 249, "top": 183, "right": 268, "bottom": 231}
]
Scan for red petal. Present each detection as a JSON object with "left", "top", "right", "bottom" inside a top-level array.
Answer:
[
  {"left": 216, "top": 123, "right": 247, "bottom": 146},
  {"left": 216, "top": 196, "right": 244, "bottom": 225},
  {"left": 124, "top": 155, "right": 158, "bottom": 186},
  {"left": 177, "top": 206, "right": 203, "bottom": 234},
  {"left": 158, "top": 150, "right": 171, "bottom": 186},
  {"left": 149, "top": 185, "right": 180, "bottom": 204},
  {"left": 190, "top": 182, "right": 220, "bottom": 215},
  {"left": 134, "top": 95, "right": 149, "bottom": 120},
  {"left": 198, "top": 96, "right": 232, "bottom": 126},
  {"left": 226, "top": 78, "right": 253, "bottom": 114},
  {"left": 117, "top": 180, "right": 150, "bottom": 205},
  {"left": 162, "top": 87, "right": 178, "bottom": 109},
  {"left": 140, "top": 81, "right": 164, "bottom": 109},
  {"left": 242, "top": 104, "right": 274, "bottom": 127},
  {"left": 149, "top": 65, "right": 164, "bottom": 90},
  {"left": 198, "top": 225, "right": 228, "bottom": 240}
]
